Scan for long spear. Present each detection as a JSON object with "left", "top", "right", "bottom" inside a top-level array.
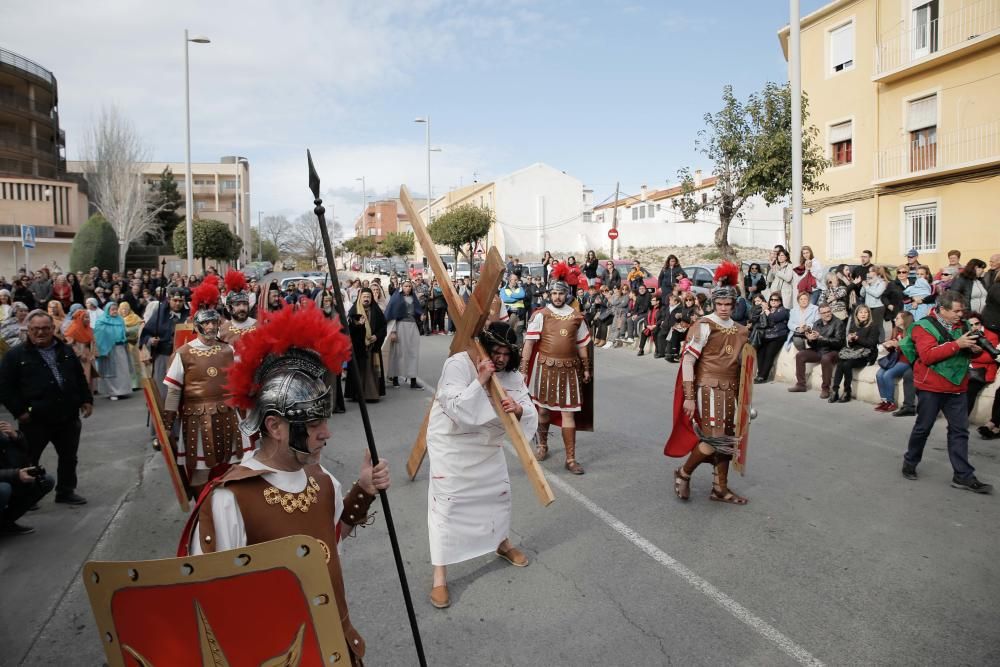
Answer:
[{"left": 307, "top": 151, "right": 426, "bottom": 666}]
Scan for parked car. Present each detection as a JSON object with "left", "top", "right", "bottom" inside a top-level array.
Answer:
[
  {"left": 453, "top": 262, "right": 473, "bottom": 279},
  {"left": 522, "top": 262, "right": 546, "bottom": 280},
  {"left": 280, "top": 276, "right": 320, "bottom": 291},
  {"left": 681, "top": 264, "right": 718, "bottom": 297},
  {"left": 611, "top": 260, "right": 658, "bottom": 291},
  {"left": 281, "top": 259, "right": 296, "bottom": 271},
  {"left": 408, "top": 261, "right": 426, "bottom": 279}
]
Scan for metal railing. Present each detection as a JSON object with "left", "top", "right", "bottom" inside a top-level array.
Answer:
[
  {"left": 0, "top": 89, "right": 55, "bottom": 120},
  {"left": 875, "top": 119, "right": 1000, "bottom": 181},
  {"left": 875, "top": 0, "right": 1000, "bottom": 76},
  {"left": 0, "top": 130, "right": 56, "bottom": 155},
  {"left": 0, "top": 47, "right": 55, "bottom": 86}
]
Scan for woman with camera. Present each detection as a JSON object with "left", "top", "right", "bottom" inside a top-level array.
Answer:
[
  {"left": 754, "top": 293, "right": 789, "bottom": 384},
  {"left": 859, "top": 265, "right": 889, "bottom": 337},
  {"left": 829, "top": 305, "right": 879, "bottom": 403}
]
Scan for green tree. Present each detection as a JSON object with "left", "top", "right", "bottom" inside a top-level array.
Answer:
[
  {"left": 173, "top": 219, "right": 241, "bottom": 271},
  {"left": 342, "top": 236, "right": 377, "bottom": 263},
  {"left": 70, "top": 213, "right": 120, "bottom": 272},
  {"left": 250, "top": 227, "right": 280, "bottom": 264},
  {"left": 380, "top": 231, "right": 415, "bottom": 257},
  {"left": 147, "top": 166, "right": 183, "bottom": 244},
  {"left": 672, "top": 82, "right": 829, "bottom": 259},
  {"left": 428, "top": 204, "right": 493, "bottom": 275}
]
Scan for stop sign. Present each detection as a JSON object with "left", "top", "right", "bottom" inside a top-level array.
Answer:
[{"left": 607, "top": 228, "right": 619, "bottom": 240}]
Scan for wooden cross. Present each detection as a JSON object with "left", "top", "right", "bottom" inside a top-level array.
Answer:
[{"left": 399, "top": 186, "right": 554, "bottom": 507}]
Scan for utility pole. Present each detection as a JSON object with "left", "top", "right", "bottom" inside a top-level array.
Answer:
[
  {"left": 258, "top": 210, "right": 262, "bottom": 261},
  {"left": 610, "top": 182, "right": 620, "bottom": 260},
  {"left": 790, "top": 0, "right": 803, "bottom": 254}
]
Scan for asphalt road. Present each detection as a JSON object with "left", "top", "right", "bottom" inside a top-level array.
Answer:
[{"left": 5, "top": 334, "right": 999, "bottom": 666}]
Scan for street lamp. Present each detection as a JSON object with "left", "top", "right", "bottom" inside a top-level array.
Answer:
[
  {"left": 184, "top": 29, "right": 210, "bottom": 276},
  {"left": 355, "top": 176, "right": 367, "bottom": 237},
  {"left": 232, "top": 156, "right": 249, "bottom": 268},
  {"left": 414, "top": 117, "right": 434, "bottom": 224}
]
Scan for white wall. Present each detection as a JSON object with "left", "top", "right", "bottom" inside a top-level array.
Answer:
[{"left": 492, "top": 164, "right": 586, "bottom": 258}]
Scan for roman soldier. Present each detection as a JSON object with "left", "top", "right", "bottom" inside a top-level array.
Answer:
[
  {"left": 163, "top": 282, "right": 248, "bottom": 493},
  {"left": 520, "top": 263, "right": 593, "bottom": 474},
  {"left": 178, "top": 300, "right": 390, "bottom": 666},
  {"left": 665, "top": 264, "right": 750, "bottom": 505},
  {"left": 219, "top": 270, "right": 257, "bottom": 344}
]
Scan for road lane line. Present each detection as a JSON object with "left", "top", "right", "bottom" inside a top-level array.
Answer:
[{"left": 415, "top": 374, "right": 823, "bottom": 667}]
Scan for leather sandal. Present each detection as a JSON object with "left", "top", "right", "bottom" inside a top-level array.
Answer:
[
  {"left": 674, "top": 468, "right": 691, "bottom": 500},
  {"left": 709, "top": 486, "right": 748, "bottom": 505},
  {"left": 496, "top": 544, "right": 529, "bottom": 567},
  {"left": 430, "top": 585, "right": 450, "bottom": 609}
]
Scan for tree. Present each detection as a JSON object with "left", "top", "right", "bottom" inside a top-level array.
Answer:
[
  {"left": 672, "top": 83, "right": 829, "bottom": 259},
  {"left": 428, "top": 204, "right": 493, "bottom": 275},
  {"left": 81, "top": 105, "right": 163, "bottom": 271},
  {"left": 342, "top": 236, "right": 377, "bottom": 258},
  {"left": 147, "top": 166, "right": 182, "bottom": 244},
  {"left": 250, "top": 227, "right": 280, "bottom": 264},
  {"left": 173, "top": 219, "right": 241, "bottom": 271},
  {"left": 261, "top": 214, "right": 293, "bottom": 254},
  {"left": 380, "top": 231, "right": 415, "bottom": 258},
  {"left": 288, "top": 212, "right": 325, "bottom": 268},
  {"left": 70, "top": 214, "right": 119, "bottom": 272}
]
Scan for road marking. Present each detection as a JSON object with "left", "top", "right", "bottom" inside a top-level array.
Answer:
[{"left": 415, "top": 374, "right": 823, "bottom": 667}]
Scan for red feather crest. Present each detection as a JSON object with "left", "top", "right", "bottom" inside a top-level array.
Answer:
[
  {"left": 224, "top": 269, "right": 247, "bottom": 294},
  {"left": 551, "top": 261, "right": 570, "bottom": 281},
  {"left": 190, "top": 283, "right": 220, "bottom": 312},
  {"left": 568, "top": 266, "right": 582, "bottom": 285},
  {"left": 202, "top": 274, "right": 221, "bottom": 288},
  {"left": 577, "top": 274, "right": 590, "bottom": 289},
  {"left": 713, "top": 261, "right": 740, "bottom": 287},
  {"left": 225, "top": 299, "right": 352, "bottom": 410}
]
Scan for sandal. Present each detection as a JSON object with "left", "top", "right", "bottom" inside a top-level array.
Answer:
[
  {"left": 674, "top": 468, "right": 691, "bottom": 500},
  {"left": 710, "top": 487, "right": 748, "bottom": 505},
  {"left": 534, "top": 442, "right": 549, "bottom": 461}
]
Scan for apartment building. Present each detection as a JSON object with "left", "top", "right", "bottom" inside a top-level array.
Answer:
[
  {"left": 590, "top": 170, "right": 786, "bottom": 253},
  {"left": 778, "top": 0, "right": 1000, "bottom": 269},
  {"left": 0, "top": 47, "right": 88, "bottom": 275},
  {"left": 353, "top": 198, "right": 412, "bottom": 242}
]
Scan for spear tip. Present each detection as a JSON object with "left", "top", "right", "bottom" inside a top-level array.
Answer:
[{"left": 307, "top": 150, "right": 321, "bottom": 200}]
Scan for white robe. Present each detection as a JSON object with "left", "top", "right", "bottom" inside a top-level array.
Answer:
[{"left": 426, "top": 352, "right": 538, "bottom": 566}]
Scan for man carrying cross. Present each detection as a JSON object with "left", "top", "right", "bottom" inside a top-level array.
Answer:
[
  {"left": 521, "top": 277, "right": 592, "bottom": 474},
  {"left": 426, "top": 321, "right": 537, "bottom": 608}
]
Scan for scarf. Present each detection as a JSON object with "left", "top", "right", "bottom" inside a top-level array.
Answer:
[
  {"left": 94, "top": 303, "right": 126, "bottom": 356},
  {"left": 65, "top": 309, "right": 94, "bottom": 344},
  {"left": 118, "top": 302, "right": 143, "bottom": 328}
]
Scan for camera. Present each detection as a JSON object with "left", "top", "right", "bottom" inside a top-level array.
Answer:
[
  {"left": 27, "top": 465, "right": 46, "bottom": 480},
  {"left": 969, "top": 330, "right": 1000, "bottom": 358}
]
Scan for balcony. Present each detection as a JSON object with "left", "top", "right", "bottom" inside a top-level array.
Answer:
[
  {"left": 874, "top": 119, "right": 1000, "bottom": 184},
  {"left": 0, "top": 47, "right": 56, "bottom": 87},
  {"left": 874, "top": 0, "right": 1000, "bottom": 81},
  {"left": 0, "top": 129, "right": 56, "bottom": 157},
  {"left": 0, "top": 89, "right": 56, "bottom": 123}
]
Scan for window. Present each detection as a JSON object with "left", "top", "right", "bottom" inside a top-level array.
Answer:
[
  {"left": 368, "top": 228, "right": 377, "bottom": 236},
  {"left": 639, "top": 206, "right": 646, "bottom": 220},
  {"left": 701, "top": 193, "right": 708, "bottom": 204},
  {"left": 195, "top": 201, "right": 208, "bottom": 211},
  {"left": 830, "top": 121, "right": 853, "bottom": 166},
  {"left": 907, "top": 95, "right": 937, "bottom": 171},
  {"left": 905, "top": 203, "right": 937, "bottom": 252},
  {"left": 829, "top": 22, "right": 854, "bottom": 73},
  {"left": 647, "top": 204, "right": 654, "bottom": 218},
  {"left": 221, "top": 179, "right": 237, "bottom": 190},
  {"left": 828, "top": 214, "right": 853, "bottom": 259},
  {"left": 912, "top": 1, "right": 939, "bottom": 59},
  {"left": 631, "top": 207, "right": 638, "bottom": 221},
  {"left": 596, "top": 212, "right": 604, "bottom": 223},
  {"left": 583, "top": 211, "right": 592, "bottom": 223}
]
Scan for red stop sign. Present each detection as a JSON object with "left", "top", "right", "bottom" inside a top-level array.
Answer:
[{"left": 607, "top": 228, "right": 619, "bottom": 240}]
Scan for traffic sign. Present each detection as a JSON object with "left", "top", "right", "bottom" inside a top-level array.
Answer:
[
  {"left": 21, "top": 225, "right": 36, "bottom": 249},
  {"left": 607, "top": 228, "right": 619, "bottom": 240}
]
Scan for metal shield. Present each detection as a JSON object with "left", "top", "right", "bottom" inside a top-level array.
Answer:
[
  {"left": 733, "top": 343, "right": 756, "bottom": 476},
  {"left": 83, "top": 535, "right": 350, "bottom": 666},
  {"left": 141, "top": 374, "right": 191, "bottom": 511}
]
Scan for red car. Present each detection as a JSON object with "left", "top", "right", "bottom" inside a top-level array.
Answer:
[{"left": 611, "top": 259, "right": 658, "bottom": 292}]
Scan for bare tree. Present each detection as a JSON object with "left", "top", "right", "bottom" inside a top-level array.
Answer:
[
  {"left": 289, "top": 211, "right": 324, "bottom": 268},
  {"left": 261, "top": 215, "right": 293, "bottom": 254},
  {"left": 81, "top": 106, "right": 162, "bottom": 271}
]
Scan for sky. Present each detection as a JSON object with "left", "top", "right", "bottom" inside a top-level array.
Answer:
[{"left": 2, "top": 0, "right": 830, "bottom": 234}]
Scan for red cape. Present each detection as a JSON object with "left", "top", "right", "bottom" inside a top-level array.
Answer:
[{"left": 663, "top": 370, "right": 698, "bottom": 457}]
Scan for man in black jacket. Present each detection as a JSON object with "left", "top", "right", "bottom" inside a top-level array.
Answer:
[
  {"left": 0, "top": 311, "right": 92, "bottom": 505},
  {"left": 788, "top": 304, "right": 845, "bottom": 399},
  {"left": 140, "top": 288, "right": 189, "bottom": 392},
  {"left": 0, "top": 421, "right": 55, "bottom": 534}
]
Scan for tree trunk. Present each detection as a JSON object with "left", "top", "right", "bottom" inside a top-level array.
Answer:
[{"left": 714, "top": 213, "right": 736, "bottom": 261}]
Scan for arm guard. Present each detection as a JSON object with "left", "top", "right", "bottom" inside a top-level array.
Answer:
[{"left": 341, "top": 481, "right": 377, "bottom": 527}]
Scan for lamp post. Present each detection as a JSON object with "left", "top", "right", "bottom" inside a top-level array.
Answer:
[
  {"left": 789, "top": 0, "right": 803, "bottom": 254},
  {"left": 184, "top": 29, "right": 210, "bottom": 276},
  {"left": 258, "top": 210, "right": 263, "bottom": 261},
  {"left": 355, "top": 176, "right": 367, "bottom": 237},
  {"left": 413, "top": 116, "right": 437, "bottom": 225},
  {"left": 233, "top": 156, "right": 249, "bottom": 268}
]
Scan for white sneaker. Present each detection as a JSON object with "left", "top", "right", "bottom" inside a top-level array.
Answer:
[{"left": 603, "top": 341, "right": 613, "bottom": 349}]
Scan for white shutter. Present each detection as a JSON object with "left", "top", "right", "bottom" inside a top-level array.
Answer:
[
  {"left": 830, "top": 23, "right": 854, "bottom": 70},
  {"left": 907, "top": 95, "right": 937, "bottom": 131},
  {"left": 829, "top": 121, "right": 852, "bottom": 144},
  {"left": 828, "top": 214, "right": 853, "bottom": 259}
]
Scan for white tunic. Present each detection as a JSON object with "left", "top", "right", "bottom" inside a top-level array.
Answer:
[
  {"left": 426, "top": 352, "right": 538, "bottom": 566},
  {"left": 190, "top": 451, "right": 344, "bottom": 554}
]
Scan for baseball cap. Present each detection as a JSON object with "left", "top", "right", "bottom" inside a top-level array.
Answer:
[{"left": 906, "top": 248, "right": 919, "bottom": 258}]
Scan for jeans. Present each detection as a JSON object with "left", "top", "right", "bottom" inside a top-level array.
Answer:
[
  {"left": 22, "top": 417, "right": 82, "bottom": 494},
  {"left": 904, "top": 390, "right": 975, "bottom": 480},
  {"left": 626, "top": 317, "right": 639, "bottom": 339},
  {"left": 809, "top": 290, "right": 822, "bottom": 305},
  {"left": 0, "top": 474, "right": 55, "bottom": 523},
  {"left": 875, "top": 363, "right": 915, "bottom": 407}
]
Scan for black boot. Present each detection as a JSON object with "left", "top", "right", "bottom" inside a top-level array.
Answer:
[
  {"left": 392, "top": 377, "right": 400, "bottom": 387},
  {"left": 827, "top": 389, "right": 840, "bottom": 403},
  {"left": 410, "top": 377, "right": 422, "bottom": 389},
  {"left": 838, "top": 389, "right": 852, "bottom": 403}
]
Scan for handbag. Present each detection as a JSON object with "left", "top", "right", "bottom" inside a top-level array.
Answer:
[
  {"left": 838, "top": 345, "right": 869, "bottom": 360},
  {"left": 878, "top": 349, "right": 899, "bottom": 369},
  {"left": 968, "top": 366, "right": 987, "bottom": 383},
  {"left": 798, "top": 272, "right": 817, "bottom": 294}
]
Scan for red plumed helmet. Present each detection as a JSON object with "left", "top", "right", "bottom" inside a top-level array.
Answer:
[
  {"left": 551, "top": 261, "right": 570, "bottom": 281},
  {"left": 713, "top": 261, "right": 740, "bottom": 287},
  {"left": 190, "top": 282, "right": 220, "bottom": 312},
  {"left": 202, "top": 273, "right": 221, "bottom": 288},
  {"left": 224, "top": 269, "right": 247, "bottom": 294},
  {"left": 225, "top": 299, "right": 352, "bottom": 411}
]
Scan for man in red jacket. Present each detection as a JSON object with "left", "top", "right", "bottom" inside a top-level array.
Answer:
[{"left": 901, "top": 290, "right": 992, "bottom": 493}]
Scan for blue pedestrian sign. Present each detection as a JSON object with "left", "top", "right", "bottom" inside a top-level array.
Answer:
[{"left": 21, "top": 225, "right": 36, "bottom": 249}]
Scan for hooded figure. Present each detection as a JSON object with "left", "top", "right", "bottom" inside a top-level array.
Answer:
[
  {"left": 345, "top": 288, "right": 387, "bottom": 402},
  {"left": 94, "top": 302, "right": 132, "bottom": 399}
]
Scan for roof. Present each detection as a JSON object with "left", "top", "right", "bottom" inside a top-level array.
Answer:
[
  {"left": 592, "top": 175, "right": 719, "bottom": 211},
  {"left": 777, "top": 0, "right": 858, "bottom": 59}
]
